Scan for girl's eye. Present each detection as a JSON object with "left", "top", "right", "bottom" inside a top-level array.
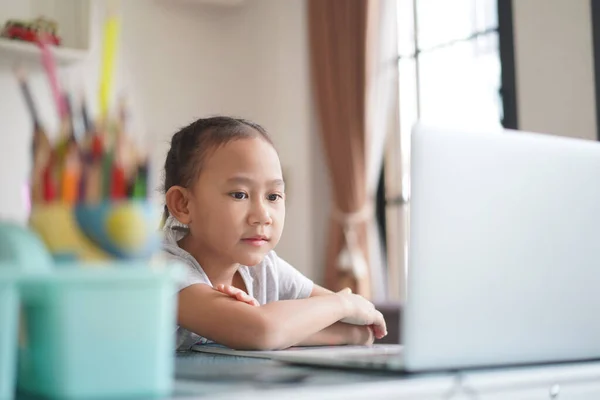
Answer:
[
  {"left": 230, "top": 192, "right": 248, "bottom": 200},
  {"left": 267, "top": 193, "right": 283, "bottom": 202}
]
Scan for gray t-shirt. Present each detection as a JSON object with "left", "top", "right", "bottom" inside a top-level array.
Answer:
[{"left": 162, "top": 223, "right": 314, "bottom": 350}]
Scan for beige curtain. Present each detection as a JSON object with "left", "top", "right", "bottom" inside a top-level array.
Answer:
[{"left": 308, "top": 0, "right": 380, "bottom": 297}]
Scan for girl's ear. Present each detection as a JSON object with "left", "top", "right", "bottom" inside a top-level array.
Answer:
[{"left": 165, "top": 186, "right": 192, "bottom": 225}]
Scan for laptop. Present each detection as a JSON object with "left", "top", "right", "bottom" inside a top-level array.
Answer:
[{"left": 272, "top": 123, "right": 600, "bottom": 372}]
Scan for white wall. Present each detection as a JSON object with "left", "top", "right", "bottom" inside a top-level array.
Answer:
[
  {"left": 0, "top": 0, "right": 329, "bottom": 281},
  {"left": 512, "top": 0, "right": 597, "bottom": 140},
  {"left": 136, "top": 0, "right": 329, "bottom": 281},
  {"left": 210, "top": 0, "right": 330, "bottom": 283}
]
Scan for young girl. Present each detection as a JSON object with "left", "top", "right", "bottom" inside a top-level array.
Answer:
[{"left": 161, "top": 116, "right": 387, "bottom": 350}]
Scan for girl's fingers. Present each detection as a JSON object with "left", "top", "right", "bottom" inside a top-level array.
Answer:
[
  {"left": 235, "top": 292, "right": 247, "bottom": 301},
  {"left": 235, "top": 291, "right": 260, "bottom": 306},
  {"left": 216, "top": 284, "right": 259, "bottom": 306},
  {"left": 218, "top": 285, "right": 240, "bottom": 296},
  {"left": 368, "top": 311, "right": 387, "bottom": 339}
]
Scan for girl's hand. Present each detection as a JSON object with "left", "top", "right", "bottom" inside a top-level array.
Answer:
[
  {"left": 348, "top": 324, "right": 375, "bottom": 346},
  {"left": 215, "top": 284, "right": 260, "bottom": 307},
  {"left": 336, "top": 288, "right": 387, "bottom": 340}
]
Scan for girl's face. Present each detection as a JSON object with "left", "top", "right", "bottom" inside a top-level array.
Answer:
[{"left": 186, "top": 136, "right": 285, "bottom": 267}]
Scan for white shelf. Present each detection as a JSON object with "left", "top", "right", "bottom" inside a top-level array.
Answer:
[
  {"left": 0, "top": 37, "right": 87, "bottom": 67},
  {"left": 0, "top": 0, "right": 91, "bottom": 68}
]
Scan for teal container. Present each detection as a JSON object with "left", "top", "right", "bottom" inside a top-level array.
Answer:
[
  {"left": 0, "top": 222, "right": 52, "bottom": 400},
  {"left": 0, "top": 270, "right": 19, "bottom": 400},
  {"left": 17, "top": 264, "right": 180, "bottom": 399}
]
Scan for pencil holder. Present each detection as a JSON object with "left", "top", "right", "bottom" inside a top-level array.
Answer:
[
  {"left": 28, "top": 200, "right": 162, "bottom": 262},
  {"left": 0, "top": 222, "right": 181, "bottom": 399},
  {"left": 17, "top": 262, "right": 181, "bottom": 399}
]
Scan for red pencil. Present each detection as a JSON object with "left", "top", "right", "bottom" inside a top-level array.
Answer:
[
  {"left": 110, "top": 163, "right": 126, "bottom": 200},
  {"left": 43, "top": 163, "right": 57, "bottom": 203}
]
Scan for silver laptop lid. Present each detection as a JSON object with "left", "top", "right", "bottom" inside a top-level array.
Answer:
[{"left": 404, "top": 123, "right": 600, "bottom": 371}]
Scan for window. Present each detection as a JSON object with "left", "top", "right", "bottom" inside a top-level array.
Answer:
[{"left": 379, "top": 0, "right": 517, "bottom": 301}]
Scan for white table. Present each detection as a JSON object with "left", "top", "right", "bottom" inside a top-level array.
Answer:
[{"left": 173, "top": 352, "right": 600, "bottom": 399}]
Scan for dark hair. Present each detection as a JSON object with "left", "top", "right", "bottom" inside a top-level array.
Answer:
[{"left": 161, "top": 116, "right": 273, "bottom": 227}]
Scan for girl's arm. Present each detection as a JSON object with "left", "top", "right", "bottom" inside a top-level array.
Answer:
[
  {"left": 292, "top": 321, "right": 375, "bottom": 346},
  {"left": 211, "top": 283, "right": 383, "bottom": 348},
  {"left": 294, "top": 284, "right": 376, "bottom": 347},
  {"left": 177, "top": 283, "right": 385, "bottom": 350}
]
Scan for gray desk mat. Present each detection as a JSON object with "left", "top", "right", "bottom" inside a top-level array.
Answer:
[{"left": 173, "top": 350, "right": 420, "bottom": 398}]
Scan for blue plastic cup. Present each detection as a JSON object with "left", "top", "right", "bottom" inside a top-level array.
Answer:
[{"left": 28, "top": 201, "right": 162, "bottom": 263}]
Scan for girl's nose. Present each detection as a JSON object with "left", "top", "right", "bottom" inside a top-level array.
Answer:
[{"left": 249, "top": 201, "right": 272, "bottom": 225}]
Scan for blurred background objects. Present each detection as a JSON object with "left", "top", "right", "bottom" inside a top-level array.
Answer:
[{"left": 0, "top": 0, "right": 597, "bottom": 305}]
